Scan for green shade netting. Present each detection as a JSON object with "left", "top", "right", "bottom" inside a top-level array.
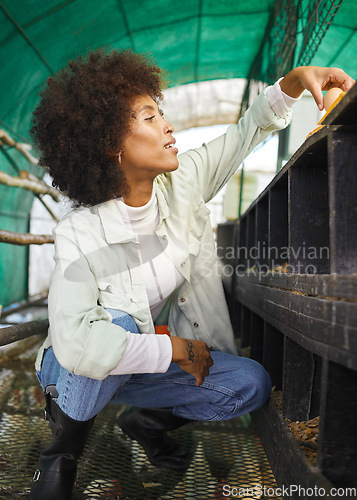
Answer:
[{"left": 0, "top": 0, "right": 356, "bottom": 307}]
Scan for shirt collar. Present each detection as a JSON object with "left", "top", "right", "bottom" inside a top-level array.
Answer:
[
  {"left": 98, "top": 178, "right": 169, "bottom": 244},
  {"left": 154, "top": 176, "right": 170, "bottom": 224}
]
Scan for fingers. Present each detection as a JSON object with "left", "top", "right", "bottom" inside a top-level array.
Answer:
[
  {"left": 309, "top": 82, "right": 324, "bottom": 111},
  {"left": 329, "top": 69, "right": 355, "bottom": 91},
  {"left": 339, "top": 76, "right": 355, "bottom": 92},
  {"left": 207, "top": 348, "right": 214, "bottom": 367},
  {"left": 294, "top": 66, "right": 355, "bottom": 111},
  {"left": 305, "top": 69, "right": 337, "bottom": 110},
  {"left": 199, "top": 355, "right": 214, "bottom": 383},
  {"left": 173, "top": 338, "right": 214, "bottom": 386},
  {"left": 194, "top": 345, "right": 214, "bottom": 386},
  {"left": 195, "top": 363, "right": 211, "bottom": 386},
  {"left": 319, "top": 71, "right": 355, "bottom": 109}
]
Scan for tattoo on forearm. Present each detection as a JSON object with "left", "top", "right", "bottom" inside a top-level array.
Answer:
[{"left": 185, "top": 340, "right": 195, "bottom": 363}]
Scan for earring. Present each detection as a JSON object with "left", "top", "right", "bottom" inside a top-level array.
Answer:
[{"left": 118, "top": 153, "right": 122, "bottom": 163}]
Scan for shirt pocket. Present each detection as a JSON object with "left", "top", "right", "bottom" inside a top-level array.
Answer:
[
  {"left": 97, "top": 281, "right": 133, "bottom": 311},
  {"left": 188, "top": 201, "right": 211, "bottom": 256}
]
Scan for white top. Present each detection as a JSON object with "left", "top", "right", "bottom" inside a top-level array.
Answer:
[
  {"left": 116, "top": 185, "right": 185, "bottom": 320},
  {"left": 109, "top": 79, "right": 299, "bottom": 376}
]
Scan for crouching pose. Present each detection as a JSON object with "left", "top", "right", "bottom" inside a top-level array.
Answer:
[{"left": 29, "top": 49, "right": 354, "bottom": 499}]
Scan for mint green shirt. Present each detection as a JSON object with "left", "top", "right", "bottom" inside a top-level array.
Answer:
[{"left": 35, "top": 87, "right": 292, "bottom": 380}]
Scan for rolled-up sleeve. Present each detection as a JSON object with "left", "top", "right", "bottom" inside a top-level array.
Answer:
[{"left": 177, "top": 87, "right": 292, "bottom": 203}]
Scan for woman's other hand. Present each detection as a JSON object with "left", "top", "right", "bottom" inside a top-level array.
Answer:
[
  {"left": 280, "top": 66, "right": 355, "bottom": 111},
  {"left": 170, "top": 337, "right": 214, "bottom": 386}
]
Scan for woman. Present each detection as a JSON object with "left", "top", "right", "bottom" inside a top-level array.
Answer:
[{"left": 29, "top": 49, "right": 354, "bottom": 499}]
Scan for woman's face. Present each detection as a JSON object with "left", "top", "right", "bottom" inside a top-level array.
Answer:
[{"left": 119, "top": 95, "right": 179, "bottom": 185}]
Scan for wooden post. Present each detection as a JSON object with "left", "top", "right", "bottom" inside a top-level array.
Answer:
[
  {"left": 328, "top": 128, "right": 357, "bottom": 274},
  {"left": 282, "top": 337, "right": 321, "bottom": 421},
  {"left": 250, "top": 312, "right": 264, "bottom": 363},
  {"left": 240, "top": 305, "right": 251, "bottom": 348},
  {"left": 263, "top": 322, "right": 284, "bottom": 390},
  {"left": 269, "top": 176, "right": 288, "bottom": 270},
  {"left": 255, "top": 195, "right": 269, "bottom": 270},
  {"left": 289, "top": 162, "right": 330, "bottom": 274},
  {"left": 318, "top": 358, "right": 357, "bottom": 487},
  {"left": 246, "top": 208, "right": 256, "bottom": 271}
]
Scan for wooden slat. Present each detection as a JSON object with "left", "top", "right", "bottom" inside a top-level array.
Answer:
[
  {"left": 328, "top": 127, "right": 357, "bottom": 274},
  {"left": 235, "top": 277, "right": 357, "bottom": 369},
  {"left": 318, "top": 359, "right": 357, "bottom": 487}
]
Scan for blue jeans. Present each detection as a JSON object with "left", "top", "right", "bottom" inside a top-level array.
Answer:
[{"left": 36, "top": 309, "right": 271, "bottom": 422}]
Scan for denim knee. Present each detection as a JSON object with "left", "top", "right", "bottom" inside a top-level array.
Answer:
[
  {"left": 37, "top": 310, "right": 138, "bottom": 393},
  {"left": 212, "top": 355, "right": 271, "bottom": 416},
  {"left": 243, "top": 359, "right": 272, "bottom": 412},
  {"left": 106, "top": 308, "right": 139, "bottom": 333}
]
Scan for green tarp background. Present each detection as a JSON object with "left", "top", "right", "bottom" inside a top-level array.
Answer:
[{"left": 0, "top": 0, "right": 356, "bottom": 307}]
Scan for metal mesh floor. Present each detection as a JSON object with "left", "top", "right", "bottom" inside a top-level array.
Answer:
[{"left": 0, "top": 338, "right": 282, "bottom": 499}]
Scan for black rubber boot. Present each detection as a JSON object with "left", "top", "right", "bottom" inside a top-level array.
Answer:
[
  {"left": 118, "top": 407, "right": 192, "bottom": 472},
  {"left": 29, "top": 385, "right": 95, "bottom": 500}
]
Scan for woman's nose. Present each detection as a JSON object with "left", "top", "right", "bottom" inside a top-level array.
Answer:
[{"left": 164, "top": 121, "right": 174, "bottom": 134}]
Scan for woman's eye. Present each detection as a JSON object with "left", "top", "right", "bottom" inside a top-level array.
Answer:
[{"left": 145, "top": 115, "right": 155, "bottom": 121}]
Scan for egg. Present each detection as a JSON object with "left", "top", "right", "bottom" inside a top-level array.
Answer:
[{"left": 323, "top": 87, "right": 344, "bottom": 111}]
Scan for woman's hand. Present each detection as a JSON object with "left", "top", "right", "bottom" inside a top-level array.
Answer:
[
  {"left": 170, "top": 337, "right": 214, "bottom": 386},
  {"left": 280, "top": 66, "right": 355, "bottom": 110}
]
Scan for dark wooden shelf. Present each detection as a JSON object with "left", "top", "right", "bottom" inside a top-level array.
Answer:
[
  {"left": 235, "top": 274, "right": 357, "bottom": 370},
  {"left": 217, "top": 80, "right": 357, "bottom": 496}
]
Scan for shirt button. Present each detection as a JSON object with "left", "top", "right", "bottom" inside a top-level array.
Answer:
[
  {"left": 162, "top": 234, "right": 167, "bottom": 240},
  {"left": 180, "top": 297, "right": 186, "bottom": 303},
  {"left": 181, "top": 261, "right": 185, "bottom": 267},
  {"left": 194, "top": 322, "right": 199, "bottom": 328}
]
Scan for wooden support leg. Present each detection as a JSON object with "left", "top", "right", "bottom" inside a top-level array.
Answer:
[
  {"left": 230, "top": 298, "right": 241, "bottom": 341},
  {"left": 318, "top": 359, "right": 357, "bottom": 487},
  {"left": 240, "top": 305, "right": 251, "bottom": 348},
  {"left": 289, "top": 164, "right": 329, "bottom": 274},
  {"left": 250, "top": 312, "right": 264, "bottom": 364},
  {"left": 282, "top": 337, "right": 321, "bottom": 421},
  {"left": 263, "top": 323, "right": 284, "bottom": 390},
  {"left": 328, "top": 129, "right": 357, "bottom": 274}
]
